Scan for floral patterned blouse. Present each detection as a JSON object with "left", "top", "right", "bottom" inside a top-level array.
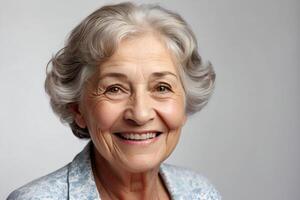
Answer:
[{"left": 7, "top": 142, "right": 221, "bottom": 200}]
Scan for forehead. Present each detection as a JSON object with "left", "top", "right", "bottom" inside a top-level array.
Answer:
[{"left": 98, "top": 33, "right": 179, "bottom": 76}]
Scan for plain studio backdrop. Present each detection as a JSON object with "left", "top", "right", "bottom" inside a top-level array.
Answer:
[{"left": 0, "top": 0, "right": 299, "bottom": 199}]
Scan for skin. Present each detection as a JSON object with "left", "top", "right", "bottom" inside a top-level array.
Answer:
[{"left": 71, "top": 33, "right": 187, "bottom": 200}]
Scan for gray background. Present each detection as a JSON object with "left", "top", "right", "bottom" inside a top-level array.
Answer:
[{"left": 1, "top": 0, "right": 299, "bottom": 199}]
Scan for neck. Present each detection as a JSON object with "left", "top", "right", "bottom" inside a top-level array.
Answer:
[{"left": 91, "top": 147, "right": 169, "bottom": 200}]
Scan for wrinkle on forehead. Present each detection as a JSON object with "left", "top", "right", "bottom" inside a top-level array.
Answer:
[{"left": 97, "top": 33, "right": 179, "bottom": 84}]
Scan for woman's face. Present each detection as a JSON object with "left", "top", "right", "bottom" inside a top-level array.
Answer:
[{"left": 75, "top": 33, "right": 186, "bottom": 173}]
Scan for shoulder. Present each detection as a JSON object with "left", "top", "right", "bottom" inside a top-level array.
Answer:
[
  {"left": 7, "top": 164, "right": 70, "bottom": 200},
  {"left": 160, "top": 163, "right": 221, "bottom": 200}
]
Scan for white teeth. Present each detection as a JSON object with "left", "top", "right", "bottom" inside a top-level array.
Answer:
[
  {"left": 140, "top": 134, "right": 147, "bottom": 140},
  {"left": 134, "top": 134, "right": 140, "bottom": 140},
  {"left": 119, "top": 132, "right": 157, "bottom": 140}
]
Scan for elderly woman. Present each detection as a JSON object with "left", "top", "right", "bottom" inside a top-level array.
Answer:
[{"left": 8, "top": 2, "right": 220, "bottom": 200}]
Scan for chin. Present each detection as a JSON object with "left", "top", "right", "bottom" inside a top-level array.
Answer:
[{"left": 120, "top": 154, "right": 166, "bottom": 173}]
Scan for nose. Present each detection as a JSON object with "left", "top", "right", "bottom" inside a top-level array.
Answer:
[{"left": 124, "top": 90, "right": 155, "bottom": 126}]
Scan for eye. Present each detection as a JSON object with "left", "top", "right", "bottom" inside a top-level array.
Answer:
[
  {"left": 108, "top": 86, "right": 120, "bottom": 93},
  {"left": 105, "top": 85, "right": 125, "bottom": 95},
  {"left": 155, "top": 83, "right": 172, "bottom": 93}
]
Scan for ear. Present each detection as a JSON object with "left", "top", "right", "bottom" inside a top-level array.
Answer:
[
  {"left": 69, "top": 104, "right": 87, "bottom": 128},
  {"left": 182, "top": 114, "right": 187, "bottom": 126}
]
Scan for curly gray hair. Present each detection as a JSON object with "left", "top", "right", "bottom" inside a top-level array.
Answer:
[{"left": 45, "top": 2, "right": 216, "bottom": 138}]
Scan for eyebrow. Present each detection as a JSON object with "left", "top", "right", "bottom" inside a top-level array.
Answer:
[
  {"left": 150, "top": 71, "right": 178, "bottom": 80},
  {"left": 98, "top": 72, "right": 129, "bottom": 80},
  {"left": 98, "top": 71, "right": 178, "bottom": 80}
]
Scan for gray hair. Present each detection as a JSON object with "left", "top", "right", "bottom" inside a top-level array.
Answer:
[{"left": 45, "top": 2, "right": 216, "bottom": 138}]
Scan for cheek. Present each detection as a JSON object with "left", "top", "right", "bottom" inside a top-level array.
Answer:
[
  {"left": 87, "top": 101, "right": 124, "bottom": 131},
  {"left": 155, "top": 98, "right": 186, "bottom": 130}
]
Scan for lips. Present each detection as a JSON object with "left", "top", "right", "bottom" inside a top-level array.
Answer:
[{"left": 114, "top": 132, "right": 162, "bottom": 141}]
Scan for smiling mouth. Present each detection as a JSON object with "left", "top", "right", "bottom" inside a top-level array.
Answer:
[{"left": 114, "top": 132, "right": 162, "bottom": 141}]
